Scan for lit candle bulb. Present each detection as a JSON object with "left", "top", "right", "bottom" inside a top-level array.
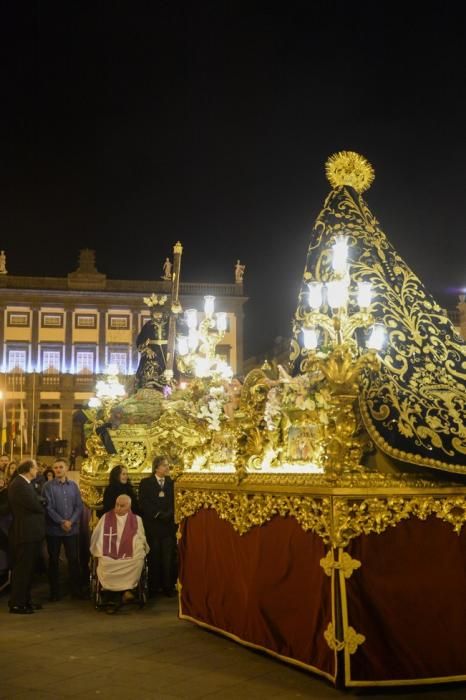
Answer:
[
  {"left": 177, "top": 336, "right": 189, "bottom": 356},
  {"left": 307, "top": 282, "right": 323, "bottom": 310},
  {"left": 332, "top": 236, "right": 348, "bottom": 275},
  {"left": 367, "top": 324, "right": 386, "bottom": 351},
  {"left": 327, "top": 279, "right": 349, "bottom": 309},
  {"left": 357, "top": 282, "right": 372, "bottom": 309},
  {"left": 303, "top": 327, "right": 319, "bottom": 350},
  {"left": 185, "top": 308, "right": 198, "bottom": 330},
  {"left": 216, "top": 312, "right": 227, "bottom": 332},
  {"left": 204, "top": 295, "right": 215, "bottom": 318},
  {"left": 188, "top": 330, "right": 199, "bottom": 351}
]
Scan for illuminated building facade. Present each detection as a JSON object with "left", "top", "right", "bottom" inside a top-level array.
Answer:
[{"left": 0, "top": 250, "right": 246, "bottom": 461}]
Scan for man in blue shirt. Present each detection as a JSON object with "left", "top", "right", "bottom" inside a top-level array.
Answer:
[{"left": 42, "top": 458, "right": 83, "bottom": 600}]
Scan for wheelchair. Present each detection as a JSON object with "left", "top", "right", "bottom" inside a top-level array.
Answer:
[{"left": 89, "top": 556, "right": 148, "bottom": 612}]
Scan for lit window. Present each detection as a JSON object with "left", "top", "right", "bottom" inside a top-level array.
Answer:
[
  {"left": 109, "top": 316, "right": 129, "bottom": 329},
  {"left": 43, "top": 351, "right": 61, "bottom": 374},
  {"left": 43, "top": 314, "right": 63, "bottom": 327},
  {"left": 76, "top": 315, "right": 96, "bottom": 328},
  {"left": 8, "top": 350, "right": 27, "bottom": 372},
  {"left": 108, "top": 352, "right": 127, "bottom": 375},
  {"left": 76, "top": 352, "right": 94, "bottom": 374},
  {"left": 8, "top": 313, "right": 29, "bottom": 327}
]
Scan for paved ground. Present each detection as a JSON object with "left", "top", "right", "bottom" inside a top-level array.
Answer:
[{"left": 1, "top": 585, "right": 465, "bottom": 700}]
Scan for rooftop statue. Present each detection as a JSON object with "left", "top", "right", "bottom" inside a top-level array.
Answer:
[
  {"left": 0, "top": 250, "right": 7, "bottom": 274},
  {"left": 235, "top": 259, "right": 245, "bottom": 283},
  {"left": 162, "top": 257, "right": 172, "bottom": 281}
]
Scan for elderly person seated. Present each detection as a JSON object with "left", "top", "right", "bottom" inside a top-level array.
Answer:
[{"left": 90, "top": 494, "right": 149, "bottom": 613}]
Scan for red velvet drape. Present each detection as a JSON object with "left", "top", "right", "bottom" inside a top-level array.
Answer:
[
  {"left": 178, "top": 509, "right": 335, "bottom": 679},
  {"left": 345, "top": 516, "right": 466, "bottom": 683}
]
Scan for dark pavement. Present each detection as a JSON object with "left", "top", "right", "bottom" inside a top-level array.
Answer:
[{"left": 1, "top": 586, "right": 465, "bottom": 699}]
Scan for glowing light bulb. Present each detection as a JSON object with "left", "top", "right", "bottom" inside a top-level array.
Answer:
[
  {"left": 367, "top": 324, "right": 386, "bottom": 351},
  {"left": 216, "top": 312, "right": 227, "bottom": 332},
  {"left": 307, "top": 282, "right": 323, "bottom": 310},
  {"left": 177, "top": 336, "right": 189, "bottom": 356},
  {"left": 332, "top": 236, "right": 348, "bottom": 275},
  {"left": 357, "top": 282, "right": 372, "bottom": 309},
  {"left": 185, "top": 309, "right": 198, "bottom": 330},
  {"left": 302, "top": 328, "right": 319, "bottom": 350},
  {"left": 327, "top": 279, "right": 349, "bottom": 309},
  {"left": 204, "top": 295, "right": 215, "bottom": 318},
  {"left": 188, "top": 331, "right": 199, "bottom": 352}
]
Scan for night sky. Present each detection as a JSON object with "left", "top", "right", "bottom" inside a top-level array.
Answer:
[{"left": 1, "top": 2, "right": 465, "bottom": 357}]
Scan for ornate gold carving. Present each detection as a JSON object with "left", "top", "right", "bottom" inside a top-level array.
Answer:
[
  {"left": 324, "top": 622, "right": 365, "bottom": 654},
  {"left": 143, "top": 293, "right": 168, "bottom": 307},
  {"left": 320, "top": 550, "right": 361, "bottom": 578},
  {"left": 175, "top": 489, "right": 331, "bottom": 538},
  {"left": 325, "top": 151, "right": 374, "bottom": 193},
  {"left": 176, "top": 486, "right": 466, "bottom": 547},
  {"left": 332, "top": 495, "right": 466, "bottom": 547}
]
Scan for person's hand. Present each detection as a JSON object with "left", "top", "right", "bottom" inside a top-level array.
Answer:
[{"left": 61, "top": 520, "right": 72, "bottom": 532}]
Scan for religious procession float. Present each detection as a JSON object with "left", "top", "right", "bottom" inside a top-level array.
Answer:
[{"left": 80, "top": 152, "right": 466, "bottom": 688}]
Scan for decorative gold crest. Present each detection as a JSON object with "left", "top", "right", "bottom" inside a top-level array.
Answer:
[
  {"left": 143, "top": 293, "right": 168, "bottom": 308},
  {"left": 325, "top": 151, "right": 375, "bottom": 193}
]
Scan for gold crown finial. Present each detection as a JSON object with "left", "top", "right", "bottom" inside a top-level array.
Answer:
[{"left": 325, "top": 151, "right": 375, "bottom": 193}]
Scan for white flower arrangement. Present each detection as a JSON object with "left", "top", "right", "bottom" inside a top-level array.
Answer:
[{"left": 196, "top": 385, "right": 227, "bottom": 431}]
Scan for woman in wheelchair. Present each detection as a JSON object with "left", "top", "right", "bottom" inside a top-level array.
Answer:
[{"left": 90, "top": 494, "right": 149, "bottom": 613}]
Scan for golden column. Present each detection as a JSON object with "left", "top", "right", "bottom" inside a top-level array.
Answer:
[{"left": 166, "top": 241, "right": 183, "bottom": 378}]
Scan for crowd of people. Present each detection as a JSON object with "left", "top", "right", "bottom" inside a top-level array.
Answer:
[{"left": 0, "top": 454, "right": 177, "bottom": 615}]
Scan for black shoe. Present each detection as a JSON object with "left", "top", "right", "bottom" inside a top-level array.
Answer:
[
  {"left": 10, "top": 605, "right": 34, "bottom": 615},
  {"left": 49, "top": 594, "right": 60, "bottom": 602},
  {"left": 27, "top": 602, "right": 43, "bottom": 610}
]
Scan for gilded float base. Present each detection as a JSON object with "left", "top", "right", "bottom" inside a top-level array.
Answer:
[{"left": 176, "top": 473, "right": 466, "bottom": 687}]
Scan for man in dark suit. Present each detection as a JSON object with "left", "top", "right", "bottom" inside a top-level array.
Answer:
[
  {"left": 8, "top": 459, "right": 45, "bottom": 614},
  {"left": 139, "top": 455, "right": 176, "bottom": 597}
]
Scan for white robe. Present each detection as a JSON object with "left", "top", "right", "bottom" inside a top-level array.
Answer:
[{"left": 90, "top": 512, "right": 149, "bottom": 591}]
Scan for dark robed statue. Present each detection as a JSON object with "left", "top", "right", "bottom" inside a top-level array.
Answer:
[
  {"left": 135, "top": 310, "right": 169, "bottom": 392},
  {"left": 290, "top": 151, "right": 466, "bottom": 477}
]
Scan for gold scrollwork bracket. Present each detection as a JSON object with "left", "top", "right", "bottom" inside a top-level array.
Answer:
[
  {"left": 324, "top": 622, "right": 365, "bottom": 654},
  {"left": 320, "top": 550, "right": 361, "bottom": 578}
]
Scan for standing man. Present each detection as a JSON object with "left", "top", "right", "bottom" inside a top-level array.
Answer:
[
  {"left": 42, "top": 458, "right": 83, "bottom": 600},
  {"left": 139, "top": 456, "right": 176, "bottom": 597},
  {"left": 8, "top": 459, "right": 45, "bottom": 614}
]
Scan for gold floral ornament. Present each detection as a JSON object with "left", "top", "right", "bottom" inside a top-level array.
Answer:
[
  {"left": 325, "top": 151, "right": 375, "bottom": 193},
  {"left": 320, "top": 550, "right": 361, "bottom": 578},
  {"left": 143, "top": 293, "right": 168, "bottom": 308},
  {"left": 324, "top": 622, "right": 365, "bottom": 654}
]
